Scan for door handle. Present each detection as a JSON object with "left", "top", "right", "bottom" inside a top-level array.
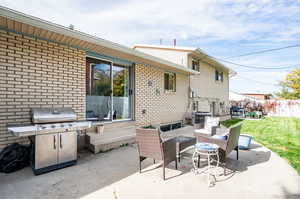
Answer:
[
  {"left": 53, "top": 135, "right": 56, "bottom": 149},
  {"left": 60, "top": 134, "right": 63, "bottom": 149}
]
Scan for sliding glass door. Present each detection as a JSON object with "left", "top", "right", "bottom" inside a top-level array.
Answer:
[
  {"left": 86, "top": 57, "right": 132, "bottom": 122},
  {"left": 113, "top": 65, "right": 131, "bottom": 120},
  {"left": 86, "top": 58, "right": 112, "bottom": 121}
]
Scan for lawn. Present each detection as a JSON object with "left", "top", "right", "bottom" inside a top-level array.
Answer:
[{"left": 221, "top": 117, "right": 300, "bottom": 174}]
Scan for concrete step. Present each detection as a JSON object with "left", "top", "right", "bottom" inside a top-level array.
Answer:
[
  {"left": 88, "top": 121, "right": 136, "bottom": 131},
  {"left": 86, "top": 122, "right": 136, "bottom": 153},
  {"left": 88, "top": 134, "right": 136, "bottom": 153},
  {"left": 87, "top": 125, "right": 136, "bottom": 143}
]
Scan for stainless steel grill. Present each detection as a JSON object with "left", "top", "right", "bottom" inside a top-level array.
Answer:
[
  {"left": 9, "top": 108, "right": 91, "bottom": 136},
  {"left": 8, "top": 107, "right": 92, "bottom": 175},
  {"left": 31, "top": 107, "right": 77, "bottom": 124}
]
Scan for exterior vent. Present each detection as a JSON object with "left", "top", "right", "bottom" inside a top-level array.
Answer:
[{"left": 69, "top": 24, "right": 74, "bottom": 30}]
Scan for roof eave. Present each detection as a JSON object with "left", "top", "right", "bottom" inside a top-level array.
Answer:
[{"left": 190, "top": 49, "right": 236, "bottom": 77}]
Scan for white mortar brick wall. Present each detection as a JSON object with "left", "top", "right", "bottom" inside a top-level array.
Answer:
[
  {"left": 0, "top": 30, "right": 86, "bottom": 148},
  {"left": 134, "top": 46, "right": 230, "bottom": 115},
  {"left": 0, "top": 30, "right": 192, "bottom": 148},
  {"left": 135, "top": 64, "right": 189, "bottom": 126}
]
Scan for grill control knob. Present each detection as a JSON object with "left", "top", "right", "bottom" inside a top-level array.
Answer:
[{"left": 51, "top": 125, "right": 56, "bottom": 128}]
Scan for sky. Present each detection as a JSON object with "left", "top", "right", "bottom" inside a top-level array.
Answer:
[{"left": 2, "top": 0, "right": 300, "bottom": 95}]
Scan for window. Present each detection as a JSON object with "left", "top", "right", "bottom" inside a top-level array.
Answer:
[
  {"left": 193, "top": 101, "right": 199, "bottom": 111},
  {"left": 192, "top": 59, "right": 200, "bottom": 71},
  {"left": 220, "top": 102, "right": 225, "bottom": 114},
  {"left": 215, "top": 70, "right": 223, "bottom": 82},
  {"left": 86, "top": 57, "right": 133, "bottom": 121},
  {"left": 164, "top": 72, "right": 176, "bottom": 92}
]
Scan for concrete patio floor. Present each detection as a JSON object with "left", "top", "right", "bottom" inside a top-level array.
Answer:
[{"left": 0, "top": 128, "right": 299, "bottom": 199}]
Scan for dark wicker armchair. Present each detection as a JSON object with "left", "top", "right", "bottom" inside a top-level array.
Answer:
[
  {"left": 194, "top": 124, "right": 242, "bottom": 174},
  {"left": 136, "top": 127, "right": 177, "bottom": 180}
]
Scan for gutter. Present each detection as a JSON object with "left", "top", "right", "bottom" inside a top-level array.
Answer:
[
  {"left": 0, "top": 6, "right": 198, "bottom": 75},
  {"left": 193, "top": 49, "right": 237, "bottom": 77}
]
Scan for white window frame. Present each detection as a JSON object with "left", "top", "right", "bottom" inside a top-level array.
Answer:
[
  {"left": 164, "top": 72, "right": 176, "bottom": 92},
  {"left": 192, "top": 59, "right": 200, "bottom": 72}
]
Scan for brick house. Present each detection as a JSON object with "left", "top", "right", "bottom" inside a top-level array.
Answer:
[
  {"left": 0, "top": 7, "right": 234, "bottom": 151},
  {"left": 133, "top": 44, "right": 236, "bottom": 117}
]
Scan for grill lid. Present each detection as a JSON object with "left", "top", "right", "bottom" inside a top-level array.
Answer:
[{"left": 32, "top": 108, "right": 77, "bottom": 124}]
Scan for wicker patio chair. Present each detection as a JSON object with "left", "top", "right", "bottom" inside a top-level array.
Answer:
[
  {"left": 194, "top": 116, "right": 220, "bottom": 136},
  {"left": 136, "top": 127, "right": 178, "bottom": 180},
  {"left": 194, "top": 124, "right": 242, "bottom": 175}
]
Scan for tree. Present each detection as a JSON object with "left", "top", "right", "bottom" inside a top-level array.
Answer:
[{"left": 277, "top": 68, "right": 300, "bottom": 99}]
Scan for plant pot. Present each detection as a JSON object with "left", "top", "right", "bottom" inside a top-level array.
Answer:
[{"left": 96, "top": 125, "right": 104, "bottom": 134}]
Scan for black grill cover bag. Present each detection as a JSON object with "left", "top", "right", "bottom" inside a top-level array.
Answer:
[{"left": 0, "top": 143, "right": 30, "bottom": 173}]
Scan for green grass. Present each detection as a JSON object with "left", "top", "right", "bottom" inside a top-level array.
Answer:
[{"left": 221, "top": 117, "right": 300, "bottom": 174}]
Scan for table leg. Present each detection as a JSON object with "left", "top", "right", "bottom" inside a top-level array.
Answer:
[{"left": 207, "top": 154, "right": 211, "bottom": 187}]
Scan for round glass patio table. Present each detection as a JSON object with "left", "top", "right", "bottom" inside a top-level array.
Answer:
[{"left": 192, "top": 142, "right": 220, "bottom": 187}]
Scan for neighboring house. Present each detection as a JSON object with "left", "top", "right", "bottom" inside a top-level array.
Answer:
[
  {"left": 133, "top": 44, "right": 236, "bottom": 117},
  {"left": 242, "top": 93, "right": 272, "bottom": 100},
  {"left": 229, "top": 91, "right": 262, "bottom": 102},
  {"left": 0, "top": 7, "right": 199, "bottom": 149}
]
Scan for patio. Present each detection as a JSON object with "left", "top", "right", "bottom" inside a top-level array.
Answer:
[{"left": 0, "top": 127, "right": 299, "bottom": 199}]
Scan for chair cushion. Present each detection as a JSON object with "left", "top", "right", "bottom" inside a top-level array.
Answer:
[
  {"left": 212, "top": 135, "right": 228, "bottom": 140},
  {"left": 205, "top": 117, "right": 220, "bottom": 128},
  {"left": 195, "top": 142, "right": 219, "bottom": 151},
  {"left": 194, "top": 129, "right": 211, "bottom": 134}
]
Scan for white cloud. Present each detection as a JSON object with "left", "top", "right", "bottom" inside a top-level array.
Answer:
[
  {"left": 230, "top": 70, "right": 288, "bottom": 94},
  {"left": 2, "top": 0, "right": 298, "bottom": 45},
  {"left": 1, "top": 0, "right": 300, "bottom": 94}
]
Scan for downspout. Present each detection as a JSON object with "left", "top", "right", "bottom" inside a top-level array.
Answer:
[{"left": 184, "top": 72, "right": 193, "bottom": 123}]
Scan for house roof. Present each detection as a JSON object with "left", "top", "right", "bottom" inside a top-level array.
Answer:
[
  {"left": 242, "top": 93, "right": 272, "bottom": 96},
  {"left": 133, "top": 44, "right": 198, "bottom": 52},
  {"left": 229, "top": 91, "right": 262, "bottom": 102},
  {"left": 133, "top": 44, "right": 237, "bottom": 77},
  {"left": 0, "top": 6, "right": 199, "bottom": 75}
]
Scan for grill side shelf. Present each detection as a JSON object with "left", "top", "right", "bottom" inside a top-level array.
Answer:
[{"left": 7, "top": 126, "right": 38, "bottom": 137}]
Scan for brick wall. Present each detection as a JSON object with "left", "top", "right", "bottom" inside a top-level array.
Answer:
[
  {"left": 135, "top": 63, "right": 189, "bottom": 126},
  {"left": 0, "top": 30, "right": 86, "bottom": 148},
  {"left": 0, "top": 30, "right": 192, "bottom": 147}
]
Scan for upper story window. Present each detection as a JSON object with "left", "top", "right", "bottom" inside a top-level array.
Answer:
[
  {"left": 193, "top": 101, "right": 199, "bottom": 111},
  {"left": 192, "top": 59, "right": 200, "bottom": 71},
  {"left": 215, "top": 70, "right": 223, "bottom": 82},
  {"left": 164, "top": 72, "right": 176, "bottom": 92}
]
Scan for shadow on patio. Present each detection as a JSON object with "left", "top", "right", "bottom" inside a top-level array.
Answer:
[{"left": 0, "top": 140, "right": 298, "bottom": 199}]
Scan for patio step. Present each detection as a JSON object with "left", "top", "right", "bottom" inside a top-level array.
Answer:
[{"left": 86, "top": 123, "right": 136, "bottom": 153}]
